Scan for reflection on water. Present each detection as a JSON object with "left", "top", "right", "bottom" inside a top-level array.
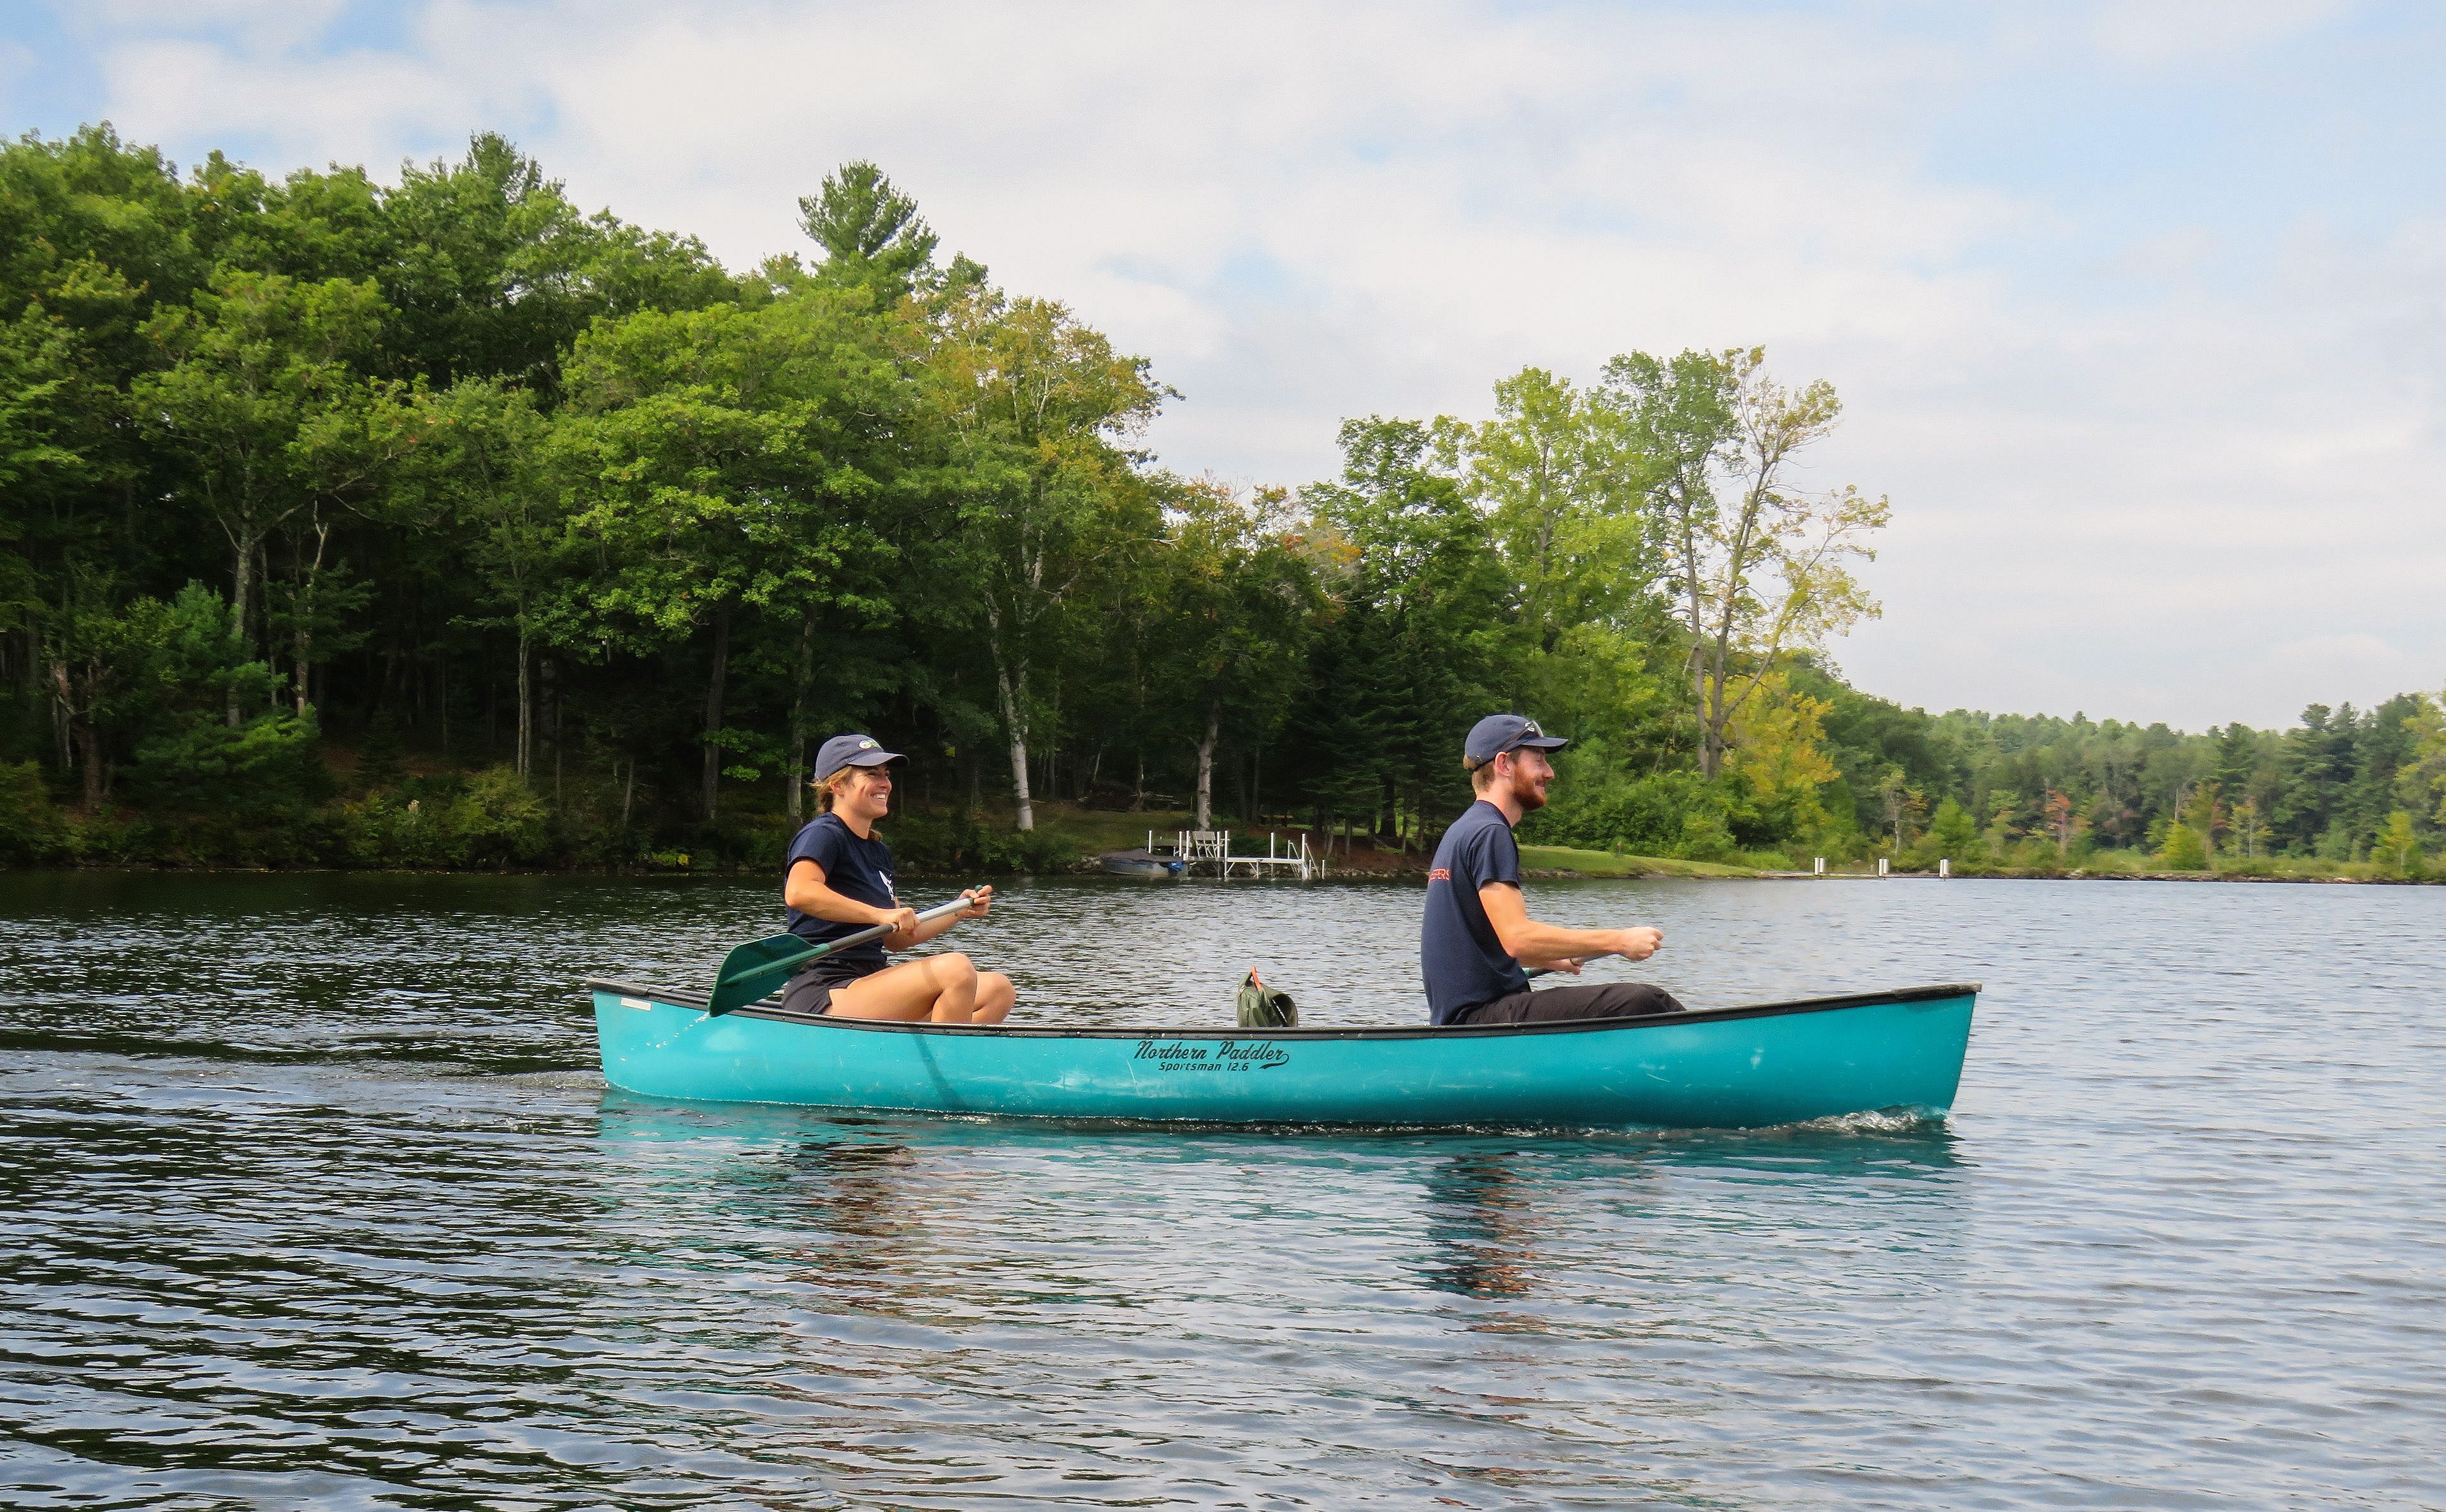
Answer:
[
  {"left": 3, "top": 870, "right": 2443, "bottom": 1507},
  {"left": 1423, "top": 1152, "right": 1544, "bottom": 1300}
]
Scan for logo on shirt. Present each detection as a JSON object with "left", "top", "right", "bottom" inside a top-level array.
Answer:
[{"left": 1428, "top": 867, "right": 1451, "bottom": 882}]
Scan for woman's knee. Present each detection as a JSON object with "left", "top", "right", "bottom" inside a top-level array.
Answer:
[{"left": 933, "top": 951, "right": 978, "bottom": 981}]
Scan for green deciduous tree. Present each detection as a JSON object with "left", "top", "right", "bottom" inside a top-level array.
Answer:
[
  {"left": 414, "top": 379, "right": 560, "bottom": 777},
  {"left": 1605, "top": 348, "right": 1887, "bottom": 779},
  {"left": 133, "top": 268, "right": 410, "bottom": 716},
  {"left": 554, "top": 291, "right": 900, "bottom": 819},
  {"left": 1448, "top": 366, "right": 1648, "bottom": 672},
  {"left": 1162, "top": 480, "right": 1320, "bottom": 828},
  {"left": 2399, "top": 692, "right": 2446, "bottom": 828},
  {"left": 931, "top": 290, "right": 1165, "bottom": 830},
  {"left": 2370, "top": 809, "right": 2422, "bottom": 879},
  {"left": 1297, "top": 417, "right": 1513, "bottom": 847}
]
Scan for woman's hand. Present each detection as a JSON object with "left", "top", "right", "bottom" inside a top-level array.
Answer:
[
  {"left": 960, "top": 886, "right": 993, "bottom": 919},
  {"left": 877, "top": 904, "right": 919, "bottom": 937}
]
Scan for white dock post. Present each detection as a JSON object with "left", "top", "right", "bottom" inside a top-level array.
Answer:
[
  {"left": 1878, "top": 857, "right": 1890, "bottom": 877},
  {"left": 1939, "top": 858, "right": 1951, "bottom": 878},
  {"left": 1813, "top": 856, "right": 1825, "bottom": 875}
]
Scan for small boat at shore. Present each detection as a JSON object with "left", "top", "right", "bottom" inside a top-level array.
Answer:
[
  {"left": 1098, "top": 847, "right": 1186, "bottom": 877},
  {"left": 587, "top": 980, "right": 1978, "bottom": 1130}
]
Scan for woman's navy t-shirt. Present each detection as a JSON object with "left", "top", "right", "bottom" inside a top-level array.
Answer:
[
  {"left": 782, "top": 812, "right": 898, "bottom": 976},
  {"left": 1420, "top": 799, "right": 1531, "bottom": 1023}
]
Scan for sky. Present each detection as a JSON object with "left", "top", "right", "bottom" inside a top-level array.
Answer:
[{"left": 4, "top": 0, "right": 2442, "bottom": 731}]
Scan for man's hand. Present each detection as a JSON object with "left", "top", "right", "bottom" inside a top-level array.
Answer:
[
  {"left": 1480, "top": 882, "right": 1665, "bottom": 969},
  {"left": 1610, "top": 926, "right": 1663, "bottom": 961}
]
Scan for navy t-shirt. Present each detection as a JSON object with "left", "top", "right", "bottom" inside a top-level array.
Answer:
[
  {"left": 1421, "top": 800, "right": 1530, "bottom": 1023},
  {"left": 782, "top": 812, "right": 899, "bottom": 975}
]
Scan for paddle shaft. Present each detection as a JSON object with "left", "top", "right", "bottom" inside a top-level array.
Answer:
[
  {"left": 793, "top": 894, "right": 977, "bottom": 971},
  {"left": 709, "top": 894, "right": 982, "bottom": 1015}
]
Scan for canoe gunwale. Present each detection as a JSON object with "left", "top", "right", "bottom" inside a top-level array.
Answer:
[{"left": 586, "top": 978, "right": 1981, "bottom": 1039}]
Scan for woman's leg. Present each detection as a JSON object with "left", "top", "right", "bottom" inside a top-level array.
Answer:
[
  {"left": 824, "top": 954, "right": 979, "bottom": 1021},
  {"left": 970, "top": 972, "right": 1014, "bottom": 1025}
]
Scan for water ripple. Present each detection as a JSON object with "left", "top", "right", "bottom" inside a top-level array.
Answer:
[{"left": 3, "top": 871, "right": 2442, "bottom": 1507}]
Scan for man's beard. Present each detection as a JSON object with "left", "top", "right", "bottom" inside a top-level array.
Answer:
[{"left": 1513, "top": 774, "right": 1550, "bottom": 811}]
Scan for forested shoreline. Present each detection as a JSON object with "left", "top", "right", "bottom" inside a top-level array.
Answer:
[{"left": 3, "top": 126, "right": 2441, "bottom": 880}]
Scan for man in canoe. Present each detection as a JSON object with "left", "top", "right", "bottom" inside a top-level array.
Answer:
[
  {"left": 1421, "top": 715, "right": 1687, "bottom": 1025},
  {"left": 780, "top": 733, "right": 1013, "bottom": 1023}
]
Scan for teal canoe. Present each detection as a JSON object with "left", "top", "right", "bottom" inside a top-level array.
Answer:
[{"left": 588, "top": 979, "right": 1978, "bottom": 1131}]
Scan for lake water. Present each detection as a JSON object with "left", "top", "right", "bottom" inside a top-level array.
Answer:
[{"left": 3, "top": 870, "right": 2441, "bottom": 1508}]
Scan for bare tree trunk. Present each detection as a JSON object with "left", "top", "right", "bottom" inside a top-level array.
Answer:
[
  {"left": 74, "top": 720, "right": 103, "bottom": 809},
  {"left": 786, "top": 612, "right": 815, "bottom": 822},
  {"left": 514, "top": 628, "right": 532, "bottom": 781},
  {"left": 292, "top": 521, "right": 330, "bottom": 716},
  {"left": 621, "top": 758, "right": 637, "bottom": 830},
  {"left": 700, "top": 605, "right": 730, "bottom": 821},
  {"left": 228, "top": 531, "right": 257, "bottom": 727},
  {"left": 1195, "top": 698, "right": 1219, "bottom": 830},
  {"left": 545, "top": 658, "right": 562, "bottom": 808},
  {"left": 50, "top": 661, "right": 103, "bottom": 810}
]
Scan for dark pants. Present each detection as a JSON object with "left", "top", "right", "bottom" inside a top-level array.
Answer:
[
  {"left": 1448, "top": 981, "right": 1687, "bottom": 1025},
  {"left": 781, "top": 962, "right": 873, "bottom": 1016}
]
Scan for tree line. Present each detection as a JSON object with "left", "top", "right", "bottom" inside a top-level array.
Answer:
[{"left": 1, "top": 125, "right": 2438, "bottom": 876}]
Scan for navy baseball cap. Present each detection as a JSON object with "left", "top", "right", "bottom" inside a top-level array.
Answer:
[
  {"left": 812, "top": 733, "right": 905, "bottom": 783},
  {"left": 1463, "top": 714, "right": 1568, "bottom": 769}
]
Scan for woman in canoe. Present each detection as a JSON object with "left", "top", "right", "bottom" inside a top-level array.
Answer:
[{"left": 779, "top": 733, "right": 1013, "bottom": 1024}]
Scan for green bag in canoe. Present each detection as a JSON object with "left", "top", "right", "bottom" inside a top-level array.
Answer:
[{"left": 1236, "top": 969, "right": 1297, "bottom": 1028}]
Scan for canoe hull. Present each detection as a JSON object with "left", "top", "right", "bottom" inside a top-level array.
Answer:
[{"left": 590, "top": 983, "right": 1976, "bottom": 1131}]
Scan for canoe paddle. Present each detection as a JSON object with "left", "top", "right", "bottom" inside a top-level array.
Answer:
[{"left": 708, "top": 894, "right": 981, "bottom": 1016}]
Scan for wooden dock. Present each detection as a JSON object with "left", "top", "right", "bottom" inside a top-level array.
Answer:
[{"left": 1146, "top": 829, "right": 1320, "bottom": 881}]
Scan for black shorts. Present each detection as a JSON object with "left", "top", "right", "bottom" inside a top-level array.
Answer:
[
  {"left": 1447, "top": 981, "right": 1687, "bottom": 1025},
  {"left": 781, "top": 961, "right": 880, "bottom": 1016}
]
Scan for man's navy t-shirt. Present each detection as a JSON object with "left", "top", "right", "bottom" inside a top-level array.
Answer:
[
  {"left": 782, "top": 812, "right": 898, "bottom": 975},
  {"left": 1421, "top": 800, "right": 1530, "bottom": 1023}
]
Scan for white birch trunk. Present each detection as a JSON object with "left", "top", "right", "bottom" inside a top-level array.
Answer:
[
  {"left": 1195, "top": 700, "right": 1219, "bottom": 830},
  {"left": 998, "top": 661, "right": 1035, "bottom": 833},
  {"left": 986, "top": 600, "right": 1036, "bottom": 832}
]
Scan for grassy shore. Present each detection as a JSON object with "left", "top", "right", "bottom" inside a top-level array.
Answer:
[{"left": 1516, "top": 845, "right": 1763, "bottom": 879}]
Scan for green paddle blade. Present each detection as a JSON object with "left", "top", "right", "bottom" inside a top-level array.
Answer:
[{"left": 709, "top": 933, "right": 824, "bottom": 1015}]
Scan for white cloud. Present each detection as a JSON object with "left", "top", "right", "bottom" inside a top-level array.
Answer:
[
  {"left": 2089, "top": 0, "right": 2352, "bottom": 67},
  {"left": 57, "top": 0, "right": 2446, "bottom": 730},
  {"left": 86, "top": 0, "right": 347, "bottom": 37}
]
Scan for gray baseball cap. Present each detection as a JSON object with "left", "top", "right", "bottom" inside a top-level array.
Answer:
[{"left": 812, "top": 733, "right": 905, "bottom": 783}]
